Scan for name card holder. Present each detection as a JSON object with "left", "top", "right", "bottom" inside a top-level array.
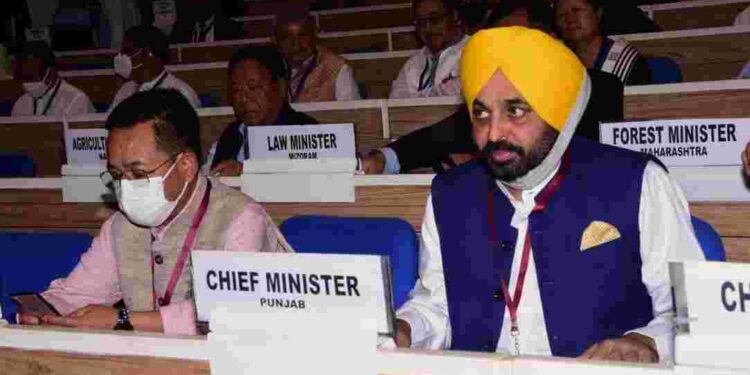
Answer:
[
  {"left": 671, "top": 261, "right": 750, "bottom": 369},
  {"left": 207, "top": 305, "right": 378, "bottom": 374},
  {"left": 241, "top": 124, "right": 358, "bottom": 202},
  {"left": 61, "top": 164, "right": 112, "bottom": 203},
  {"left": 61, "top": 121, "right": 112, "bottom": 203},
  {"left": 194, "top": 251, "right": 390, "bottom": 374},
  {"left": 600, "top": 118, "right": 750, "bottom": 202}
]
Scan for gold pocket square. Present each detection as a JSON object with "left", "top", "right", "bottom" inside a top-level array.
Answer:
[{"left": 580, "top": 221, "right": 622, "bottom": 251}]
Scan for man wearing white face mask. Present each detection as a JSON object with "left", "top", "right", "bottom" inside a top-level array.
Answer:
[
  {"left": 110, "top": 26, "right": 201, "bottom": 110},
  {"left": 11, "top": 41, "right": 95, "bottom": 116},
  {"left": 19, "top": 90, "right": 292, "bottom": 334}
]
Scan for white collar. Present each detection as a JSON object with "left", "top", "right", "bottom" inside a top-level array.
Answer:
[{"left": 496, "top": 161, "right": 561, "bottom": 228}]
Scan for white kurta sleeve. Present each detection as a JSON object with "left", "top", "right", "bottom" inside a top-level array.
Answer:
[
  {"left": 379, "top": 146, "right": 401, "bottom": 174},
  {"left": 65, "top": 91, "right": 95, "bottom": 116},
  {"left": 629, "top": 161, "right": 706, "bottom": 362},
  {"left": 395, "top": 195, "right": 452, "bottom": 349},
  {"left": 334, "top": 64, "right": 361, "bottom": 101},
  {"left": 389, "top": 56, "right": 419, "bottom": 99}
]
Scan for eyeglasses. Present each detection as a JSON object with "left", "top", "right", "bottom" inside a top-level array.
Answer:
[
  {"left": 100, "top": 153, "right": 180, "bottom": 189},
  {"left": 413, "top": 12, "right": 451, "bottom": 29}
]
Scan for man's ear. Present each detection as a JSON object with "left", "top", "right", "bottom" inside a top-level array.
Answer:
[{"left": 178, "top": 151, "right": 200, "bottom": 178}]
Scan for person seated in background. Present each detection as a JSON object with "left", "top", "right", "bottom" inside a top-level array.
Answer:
[
  {"left": 742, "top": 141, "right": 750, "bottom": 182},
  {"left": 274, "top": 11, "right": 361, "bottom": 102},
  {"left": 362, "top": 0, "right": 624, "bottom": 174},
  {"left": 456, "top": 0, "right": 490, "bottom": 35},
  {"left": 555, "top": 0, "right": 652, "bottom": 86},
  {"left": 390, "top": 0, "right": 469, "bottom": 99},
  {"left": 111, "top": 26, "right": 201, "bottom": 110},
  {"left": 11, "top": 41, "right": 95, "bottom": 116},
  {"left": 208, "top": 46, "right": 319, "bottom": 177},
  {"left": 169, "top": 0, "right": 242, "bottom": 43},
  {"left": 18, "top": 89, "right": 292, "bottom": 334},
  {"left": 393, "top": 26, "right": 704, "bottom": 362},
  {"left": 0, "top": 42, "right": 10, "bottom": 79}
]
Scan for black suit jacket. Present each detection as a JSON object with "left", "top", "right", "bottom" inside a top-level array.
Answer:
[
  {"left": 212, "top": 105, "right": 319, "bottom": 168},
  {"left": 387, "top": 70, "right": 624, "bottom": 173}
]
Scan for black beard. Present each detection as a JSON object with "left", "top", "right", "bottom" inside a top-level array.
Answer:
[{"left": 480, "top": 128, "right": 559, "bottom": 182}]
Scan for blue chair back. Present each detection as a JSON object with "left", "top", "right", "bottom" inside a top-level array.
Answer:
[
  {"left": 0, "top": 232, "right": 93, "bottom": 322},
  {"left": 647, "top": 57, "right": 683, "bottom": 84},
  {"left": 199, "top": 93, "right": 220, "bottom": 108},
  {"left": 280, "top": 216, "right": 419, "bottom": 309},
  {"left": 691, "top": 217, "right": 726, "bottom": 261},
  {"left": 0, "top": 154, "right": 36, "bottom": 177}
]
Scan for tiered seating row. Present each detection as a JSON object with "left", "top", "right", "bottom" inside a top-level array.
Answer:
[
  {"left": 0, "top": 179, "right": 748, "bottom": 264},
  {"left": 238, "top": 1, "right": 750, "bottom": 35},
  {"left": 53, "top": 25, "right": 418, "bottom": 71},
  {"left": 10, "top": 25, "right": 741, "bottom": 112},
  {"left": 3, "top": 80, "right": 750, "bottom": 176}
]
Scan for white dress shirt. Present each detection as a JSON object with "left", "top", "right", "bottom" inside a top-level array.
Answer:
[
  {"left": 389, "top": 35, "right": 469, "bottom": 99},
  {"left": 12, "top": 79, "right": 95, "bottom": 116},
  {"left": 333, "top": 64, "right": 361, "bottom": 101},
  {"left": 396, "top": 161, "right": 706, "bottom": 362},
  {"left": 110, "top": 71, "right": 202, "bottom": 110}
]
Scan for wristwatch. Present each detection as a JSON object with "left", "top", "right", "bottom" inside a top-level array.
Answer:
[{"left": 113, "top": 300, "right": 134, "bottom": 331}]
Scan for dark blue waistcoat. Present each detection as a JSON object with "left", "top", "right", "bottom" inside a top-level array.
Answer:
[{"left": 431, "top": 137, "right": 654, "bottom": 356}]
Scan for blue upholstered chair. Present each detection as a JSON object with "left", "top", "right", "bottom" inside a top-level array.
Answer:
[
  {"left": 691, "top": 217, "right": 725, "bottom": 261},
  {"left": 0, "top": 232, "right": 93, "bottom": 322},
  {"left": 0, "top": 154, "right": 36, "bottom": 177},
  {"left": 647, "top": 57, "right": 683, "bottom": 84},
  {"left": 279, "top": 216, "right": 419, "bottom": 309}
]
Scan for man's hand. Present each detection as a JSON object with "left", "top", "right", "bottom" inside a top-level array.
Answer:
[
  {"left": 394, "top": 319, "right": 412, "bottom": 348},
  {"left": 41, "top": 305, "right": 117, "bottom": 330},
  {"left": 361, "top": 150, "right": 386, "bottom": 174},
  {"left": 578, "top": 333, "right": 658, "bottom": 363},
  {"left": 742, "top": 141, "right": 750, "bottom": 181},
  {"left": 17, "top": 314, "right": 42, "bottom": 325},
  {"left": 210, "top": 160, "right": 243, "bottom": 177}
]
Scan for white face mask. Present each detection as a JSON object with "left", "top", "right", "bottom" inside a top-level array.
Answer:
[
  {"left": 115, "top": 158, "right": 189, "bottom": 227},
  {"left": 113, "top": 52, "right": 143, "bottom": 80},
  {"left": 22, "top": 68, "right": 50, "bottom": 98}
]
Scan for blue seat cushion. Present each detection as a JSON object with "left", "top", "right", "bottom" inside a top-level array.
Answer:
[
  {"left": 0, "top": 232, "right": 93, "bottom": 322},
  {"left": 280, "top": 215, "right": 419, "bottom": 309},
  {"left": 0, "top": 154, "right": 35, "bottom": 177}
]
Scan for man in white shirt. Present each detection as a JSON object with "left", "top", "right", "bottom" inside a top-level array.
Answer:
[
  {"left": 11, "top": 41, "right": 95, "bottom": 117},
  {"left": 394, "top": 27, "right": 705, "bottom": 363},
  {"left": 274, "top": 12, "right": 361, "bottom": 102},
  {"left": 111, "top": 26, "right": 201, "bottom": 110},
  {"left": 389, "top": 0, "right": 469, "bottom": 99}
]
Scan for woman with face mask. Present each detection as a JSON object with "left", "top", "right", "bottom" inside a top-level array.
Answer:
[
  {"left": 11, "top": 41, "right": 95, "bottom": 116},
  {"left": 18, "top": 89, "right": 293, "bottom": 335},
  {"left": 554, "top": 0, "right": 652, "bottom": 86},
  {"left": 109, "top": 26, "right": 201, "bottom": 111}
]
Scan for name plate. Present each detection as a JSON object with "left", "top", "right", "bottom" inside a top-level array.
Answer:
[
  {"left": 247, "top": 123, "right": 355, "bottom": 164},
  {"left": 600, "top": 118, "right": 749, "bottom": 166},
  {"left": 671, "top": 261, "right": 750, "bottom": 337},
  {"left": 64, "top": 128, "right": 108, "bottom": 166},
  {"left": 191, "top": 251, "right": 394, "bottom": 335}
]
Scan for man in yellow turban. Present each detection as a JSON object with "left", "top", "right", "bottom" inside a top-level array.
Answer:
[{"left": 393, "top": 27, "right": 704, "bottom": 363}]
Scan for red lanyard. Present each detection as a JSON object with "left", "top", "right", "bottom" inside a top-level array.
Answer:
[
  {"left": 487, "top": 153, "right": 570, "bottom": 335},
  {"left": 152, "top": 181, "right": 212, "bottom": 308}
]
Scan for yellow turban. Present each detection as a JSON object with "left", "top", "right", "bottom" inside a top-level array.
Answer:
[{"left": 460, "top": 27, "right": 586, "bottom": 132}]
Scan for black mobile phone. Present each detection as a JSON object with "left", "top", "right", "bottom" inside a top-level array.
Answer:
[{"left": 11, "top": 293, "right": 61, "bottom": 317}]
